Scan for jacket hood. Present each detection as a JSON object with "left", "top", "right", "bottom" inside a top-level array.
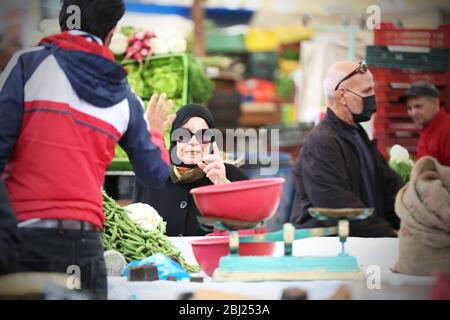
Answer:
[{"left": 39, "top": 32, "right": 129, "bottom": 108}]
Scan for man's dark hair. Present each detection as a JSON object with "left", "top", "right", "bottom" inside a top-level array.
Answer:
[{"left": 59, "top": 0, "right": 125, "bottom": 42}]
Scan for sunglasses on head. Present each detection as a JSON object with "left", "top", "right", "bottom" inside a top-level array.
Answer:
[
  {"left": 176, "top": 128, "right": 216, "bottom": 144},
  {"left": 334, "top": 61, "right": 368, "bottom": 91}
]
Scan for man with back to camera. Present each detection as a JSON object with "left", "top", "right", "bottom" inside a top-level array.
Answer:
[
  {"left": 0, "top": 0, "right": 175, "bottom": 299},
  {"left": 399, "top": 81, "right": 450, "bottom": 166},
  {"left": 290, "top": 61, "right": 404, "bottom": 237}
]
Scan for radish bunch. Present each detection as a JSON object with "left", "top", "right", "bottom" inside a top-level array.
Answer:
[{"left": 125, "top": 31, "right": 156, "bottom": 62}]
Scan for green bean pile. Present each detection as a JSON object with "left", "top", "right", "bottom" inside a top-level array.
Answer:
[{"left": 102, "top": 190, "right": 201, "bottom": 273}]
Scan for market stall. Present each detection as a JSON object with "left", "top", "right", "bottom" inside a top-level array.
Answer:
[
  {"left": 102, "top": 178, "right": 445, "bottom": 301},
  {"left": 107, "top": 236, "right": 434, "bottom": 300},
  {"left": 1, "top": 0, "right": 449, "bottom": 303}
]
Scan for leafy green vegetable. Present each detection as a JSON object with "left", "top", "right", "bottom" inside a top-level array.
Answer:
[
  {"left": 126, "top": 64, "right": 147, "bottom": 98},
  {"left": 187, "top": 53, "right": 214, "bottom": 105},
  {"left": 111, "top": 52, "right": 214, "bottom": 162},
  {"left": 388, "top": 144, "right": 414, "bottom": 183},
  {"left": 102, "top": 190, "right": 201, "bottom": 273},
  {"left": 125, "top": 55, "right": 186, "bottom": 103},
  {"left": 389, "top": 159, "right": 414, "bottom": 183},
  {"left": 276, "top": 75, "right": 295, "bottom": 98}
]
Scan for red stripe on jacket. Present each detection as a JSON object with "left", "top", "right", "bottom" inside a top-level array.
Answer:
[
  {"left": 24, "top": 100, "right": 122, "bottom": 141},
  {"left": 150, "top": 129, "right": 170, "bottom": 165},
  {"left": 3, "top": 102, "right": 120, "bottom": 228}
]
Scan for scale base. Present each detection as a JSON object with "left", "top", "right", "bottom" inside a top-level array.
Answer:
[{"left": 213, "top": 255, "right": 364, "bottom": 282}]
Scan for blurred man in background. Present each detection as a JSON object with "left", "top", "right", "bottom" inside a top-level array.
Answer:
[{"left": 400, "top": 81, "right": 450, "bottom": 166}]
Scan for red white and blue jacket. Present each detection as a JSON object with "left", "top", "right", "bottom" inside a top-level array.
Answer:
[{"left": 0, "top": 31, "right": 170, "bottom": 229}]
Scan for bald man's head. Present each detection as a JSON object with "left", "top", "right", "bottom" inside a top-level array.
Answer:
[
  {"left": 323, "top": 61, "right": 369, "bottom": 100},
  {"left": 323, "top": 60, "right": 376, "bottom": 124}
]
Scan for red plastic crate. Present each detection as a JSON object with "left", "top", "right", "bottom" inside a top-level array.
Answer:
[
  {"left": 371, "top": 67, "right": 450, "bottom": 86},
  {"left": 374, "top": 131, "right": 419, "bottom": 140},
  {"left": 374, "top": 116, "right": 420, "bottom": 138},
  {"left": 375, "top": 132, "right": 419, "bottom": 146},
  {"left": 374, "top": 130, "right": 420, "bottom": 138},
  {"left": 376, "top": 103, "right": 410, "bottom": 118},
  {"left": 375, "top": 85, "right": 450, "bottom": 104},
  {"left": 374, "top": 126, "right": 420, "bottom": 135},
  {"left": 374, "top": 23, "right": 450, "bottom": 48},
  {"left": 376, "top": 136, "right": 419, "bottom": 146},
  {"left": 375, "top": 85, "right": 410, "bottom": 102},
  {"left": 375, "top": 115, "right": 417, "bottom": 127},
  {"left": 376, "top": 137, "right": 418, "bottom": 152}
]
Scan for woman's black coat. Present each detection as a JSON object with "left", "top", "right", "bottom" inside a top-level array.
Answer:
[{"left": 133, "top": 164, "right": 248, "bottom": 236}]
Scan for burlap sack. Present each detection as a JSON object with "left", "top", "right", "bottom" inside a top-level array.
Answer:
[{"left": 393, "top": 156, "right": 450, "bottom": 275}]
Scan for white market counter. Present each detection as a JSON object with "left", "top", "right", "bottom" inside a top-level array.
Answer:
[{"left": 107, "top": 237, "right": 434, "bottom": 300}]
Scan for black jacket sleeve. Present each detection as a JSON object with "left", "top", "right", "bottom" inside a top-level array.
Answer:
[{"left": 0, "top": 180, "right": 20, "bottom": 274}]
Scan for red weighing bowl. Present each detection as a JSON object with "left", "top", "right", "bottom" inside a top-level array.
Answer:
[
  {"left": 190, "top": 236, "right": 275, "bottom": 276},
  {"left": 190, "top": 178, "right": 285, "bottom": 222}
]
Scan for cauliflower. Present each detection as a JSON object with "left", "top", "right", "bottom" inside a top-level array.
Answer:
[
  {"left": 109, "top": 32, "right": 129, "bottom": 55},
  {"left": 166, "top": 37, "right": 187, "bottom": 54},
  {"left": 389, "top": 144, "right": 414, "bottom": 183},
  {"left": 389, "top": 144, "right": 410, "bottom": 163},
  {"left": 150, "top": 38, "right": 169, "bottom": 55},
  {"left": 124, "top": 203, "right": 162, "bottom": 232}
]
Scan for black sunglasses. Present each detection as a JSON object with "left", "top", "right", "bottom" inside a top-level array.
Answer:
[
  {"left": 175, "top": 128, "right": 216, "bottom": 144},
  {"left": 334, "top": 61, "right": 368, "bottom": 91}
]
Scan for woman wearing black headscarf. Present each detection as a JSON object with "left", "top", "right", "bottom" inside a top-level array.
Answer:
[{"left": 134, "top": 96, "right": 248, "bottom": 236}]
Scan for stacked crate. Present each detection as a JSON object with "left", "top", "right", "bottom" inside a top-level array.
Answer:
[{"left": 367, "top": 23, "right": 450, "bottom": 159}]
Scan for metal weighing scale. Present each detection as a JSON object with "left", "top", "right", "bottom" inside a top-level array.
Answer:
[{"left": 198, "top": 208, "right": 373, "bottom": 282}]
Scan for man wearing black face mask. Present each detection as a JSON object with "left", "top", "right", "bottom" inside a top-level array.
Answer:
[{"left": 290, "top": 61, "right": 404, "bottom": 237}]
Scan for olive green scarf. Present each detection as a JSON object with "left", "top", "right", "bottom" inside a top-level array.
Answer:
[{"left": 170, "top": 165, "right": 206, "bottom": 184}]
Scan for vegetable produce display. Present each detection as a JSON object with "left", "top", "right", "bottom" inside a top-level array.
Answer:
[
  {"left": 124, "top": 31, "right": 155, "bottom": 62},
  {"left": 388, "top": 144, "right": 414, "bottom": 183},
  {"left": 112, "top": 26, "right": 213, "bottom": 109},
  {"left": 109, "top": 27, "right": 214, "bottom": 166},
  {"left": 275, "top": 74, "right": 295, "bottom": 98},
  {"left": 187, "top": 53, "right": 214, "bottom": 106},
  {"left": 102, "top": 190, "right": 201, "bottom": 273},
  {"left": 124, "top": 203, "right": 162, "bottom": 233},
  {"left": 123, "top": 54, "right": 186, "bottom": 108}
]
